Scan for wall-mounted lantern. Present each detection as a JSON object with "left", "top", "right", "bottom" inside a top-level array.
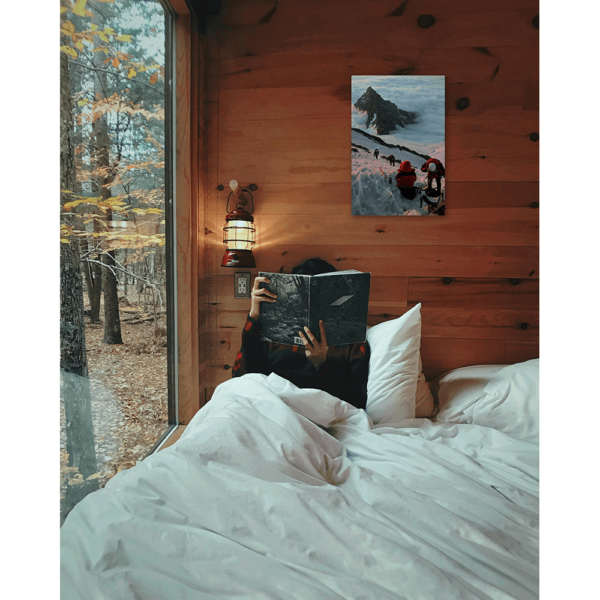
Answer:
[{"left": 221, "top": 180, "right": 256, "bottom": 268}]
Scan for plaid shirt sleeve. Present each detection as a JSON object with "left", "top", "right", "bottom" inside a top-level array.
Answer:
[
  {"left": 316, "top": 341, "right": 370, "bottom": 410},
  {"left": 232, "top": 314, "right": 270, "bottom": 378}
]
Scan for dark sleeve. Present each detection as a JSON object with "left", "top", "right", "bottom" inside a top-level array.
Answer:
[
  {"left": 316, "top": 342, "right": 371, "bottom": 410},
  {"left": 232, "top": 315, "right": 270, "bottom": 378}
]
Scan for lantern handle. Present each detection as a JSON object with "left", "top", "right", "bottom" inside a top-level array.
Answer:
[{"left": 226, "top": 189, "right": 254, "bottom": 214}]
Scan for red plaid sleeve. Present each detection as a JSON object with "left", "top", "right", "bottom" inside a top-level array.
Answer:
[{"left": 232, "top": 314, "right": 270, "bottom": 378}]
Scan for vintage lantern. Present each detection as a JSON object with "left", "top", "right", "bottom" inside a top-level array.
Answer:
[{"left": 221, "top": 180, "right": 256, "bottom": 268}]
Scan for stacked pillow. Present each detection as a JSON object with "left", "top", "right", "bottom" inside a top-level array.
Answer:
[
  {"left": 364, "top": 305, "right": 539, "bottom": 441},
  {"left": 431, "top": 360, "right": 539, "bottom": 443},
  {"left": 365, "top": 304, "right": 435, "bottom": 424},
  {"left": 431, "top": 364, "right": 507, "bottom": 424},
  {"left": 463, "top": 359, "right": 539, "bottom": 443}
]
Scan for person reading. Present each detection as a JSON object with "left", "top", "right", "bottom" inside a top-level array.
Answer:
[{"left": 232, "top": 258, "right": 371, "bottom": 409}]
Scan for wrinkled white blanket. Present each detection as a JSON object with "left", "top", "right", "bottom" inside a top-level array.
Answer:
[{"left": 61, "top": 373, "right": 538, "bottom": 600}]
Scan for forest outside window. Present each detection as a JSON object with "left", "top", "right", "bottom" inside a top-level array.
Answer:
[{"left": 60, "top": 0, "right": 177, "bottom": 525}]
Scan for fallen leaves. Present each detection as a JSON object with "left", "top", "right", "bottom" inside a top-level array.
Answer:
[{"left": 60, "top": 307, "right": 169, "bottom": 519}]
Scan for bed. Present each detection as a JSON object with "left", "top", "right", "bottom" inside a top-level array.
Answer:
[{"left": 60, "top": 305, "right": 539, "bottom": 599}]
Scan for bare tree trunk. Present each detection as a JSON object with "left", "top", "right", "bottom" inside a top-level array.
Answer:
[
  {"left": 91, "top": 31, "right": 122, "bottom": 344},
  {"left": 89, "top": 259, "right": 103, "bottom": 322},
  {"left": 60, "top": 51, "right": 98, "bottom": 524},
  {"left": 80, "top": 239, "right": 102, "bottom": 322},
  {"left": 102, "top": 249, "right": 123, "bottom": 343}
]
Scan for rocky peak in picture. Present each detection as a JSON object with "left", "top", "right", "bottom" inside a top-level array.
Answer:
[{"left": 354, "top": 86, "right": 418, "bottom": 135}]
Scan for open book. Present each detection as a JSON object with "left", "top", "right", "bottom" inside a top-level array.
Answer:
[{"left": 258, "top": 270, "right": 371, "bottom": 346}]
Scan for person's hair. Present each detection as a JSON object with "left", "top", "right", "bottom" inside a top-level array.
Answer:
[{"left": 291, "top": 257, "right": 337, "bottom": 276}]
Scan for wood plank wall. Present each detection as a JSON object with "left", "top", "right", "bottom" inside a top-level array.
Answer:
[
  {"left": 201, "top": 0, "right": 539, "bottom": 397},
  {"left": 174, "top": 7, "right": 208, "bottom": 423}
]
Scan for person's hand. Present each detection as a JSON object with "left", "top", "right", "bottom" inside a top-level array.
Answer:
[
  {"left": 249, "top": 276, "right": 277, "bottom": 320},
  {"left": 299, "top": 320, "right": 328, "bottom": 370}
]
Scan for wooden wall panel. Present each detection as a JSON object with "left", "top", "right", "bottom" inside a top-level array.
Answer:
[
  {"left": 219, "top": 46, "right": 538, "bottom": 89},
  {"left": 505, "top": 340, "right": 539, "bottom": 365},
  {"left": 176, "top": 13, "right": 200, "bottom": 424},
  {"left": 215, "top": 87, "right": 539, "bottom": 184},
  {"left": 408, "top": 277, "right": 539, "bottom": 309},
  {"left": 199, "top": 0, "right": 539, "bottom": 406},
  {"left": 211, "top": 181, "right": 538, "bottom": 211},
  {"left": 175, "top": 8, "right": 209, "bottom": 422},
  {"left": 234, "top": 209, "right": 539, "bottom": 246},
  {"left": 224, "top": 1, "right": 539, "bottom": 26},
  {"left": 251, "top": 246, "right": 538, "bottom": 278},
  {"left": 420, "top": 338, "right": 507, "bottom": 380}
]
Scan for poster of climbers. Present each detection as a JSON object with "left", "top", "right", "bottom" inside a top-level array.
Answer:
[{"left": 351, "top": 75, "right": 445, "bottom": 216}]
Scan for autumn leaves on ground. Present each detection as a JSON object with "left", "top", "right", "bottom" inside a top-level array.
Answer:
[{"left": 59, "top": 301, "right": 168, "bottom": 512}]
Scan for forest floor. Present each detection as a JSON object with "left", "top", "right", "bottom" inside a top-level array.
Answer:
[{"left": 60, "top": 298, "right": 169, "bottom": 516}]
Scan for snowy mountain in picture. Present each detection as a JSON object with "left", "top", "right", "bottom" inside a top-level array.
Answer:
[
  {"left": 351, "top": 75, "right": 445, "bottom": 216},
  {"left": 354, "top": 86, "right": 418, "bottom": 135}
]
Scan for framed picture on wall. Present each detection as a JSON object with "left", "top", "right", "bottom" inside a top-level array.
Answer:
[{"left": 351, "top": 75, "right": 445, "bottom": 216}]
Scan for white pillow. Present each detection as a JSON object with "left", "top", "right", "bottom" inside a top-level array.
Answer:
[
  {"left": 464, "top": 359, "right": 539, "bottom": 443},
  {"left": 433, "top": 364, "right": 507, "bottom": 423},
  {"left": 415, "top": 355, "right": 436, "bottom": 418},
  {"left": 365, "top": 304, "right": 421, "bottom": 424}
]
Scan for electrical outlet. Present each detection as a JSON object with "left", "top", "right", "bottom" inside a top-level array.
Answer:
[{"left": 234, "top": 272, "right": 251, "bottom": 299}]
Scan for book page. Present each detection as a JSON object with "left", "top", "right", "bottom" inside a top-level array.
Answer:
[
  {"left": 309, "top": 272, "right": 371, "bottom": 345},
  {"left": 257, "top": 272, "right": 311, "bottom": 345},
  {"left": 314, "top": 270, "right": 363, "bottom": 277}
]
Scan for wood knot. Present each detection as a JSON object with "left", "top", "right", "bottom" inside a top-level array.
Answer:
[
  {"left": 455, "top": 97, "right": 470, "bottom": 111},
  {"left": 443, "top": 277, "right": 453, "bottom": 285},
  {"left": 532, "top": 15, "right": 539, "bottom": 29},
  {"left": 392, "top": 66, "right": 415, "bottom": 76},
  {"left": 520, "top": 322, "right": 529, "bottom": 330},
  {"left": 390, "top": 0, "right": 409, "bottom": 17},
  {"left": 224, "top": 364, "right": 231, "bottom": 370},
  {"left": 383, "top": 313, "right": 391, "bottom": 319},
  {"left": 529, "top": 201, "right": 539, "bottom": 209},
  {"left": 259, "top": 5, "right": 277, "bottom": 23},
  {"left": 217, "top": 184, "right": 225, "bottom": 191},
  {"left": 376, "top": 229, "right": 386, "bottom": 233},
  {"left": 529, "top": 132, "right": 539, "bottom": 142},
  {"left": 510, "top": 278, "right": 520, "bottom": 286},
  {"left": 417, "top": 14, "right": 436, "bottom": 28}
]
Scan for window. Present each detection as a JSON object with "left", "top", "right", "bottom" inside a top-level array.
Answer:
[{"left": 60, "top": 0, "right": 176, "bottom": 525}]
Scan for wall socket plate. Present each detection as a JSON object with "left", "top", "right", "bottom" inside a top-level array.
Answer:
[{"left": 234, "top": 272, "right": 251, "bottom": 298}]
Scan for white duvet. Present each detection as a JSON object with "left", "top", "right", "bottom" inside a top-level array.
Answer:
[{"left": 61, "top": 373, "right": 539, "bottom": 600}]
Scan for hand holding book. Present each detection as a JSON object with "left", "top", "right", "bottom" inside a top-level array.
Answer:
[
  {"left": 298, "top": 320, "right": 329, "bottom": 370},
  {"left": 249, "top": 275, "right": 277, "bottom": 320}
]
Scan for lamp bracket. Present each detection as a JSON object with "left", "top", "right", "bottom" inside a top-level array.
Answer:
[
  {"left": 219, "top": 183, "right": 258, "bottom": 192},
  {"left": 226, "top": 189, "right": 254, "bottom": 214}
]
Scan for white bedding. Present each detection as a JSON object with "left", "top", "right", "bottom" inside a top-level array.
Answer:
[{"left": 61, "top": 373, "right": 539, "bottom": 600}]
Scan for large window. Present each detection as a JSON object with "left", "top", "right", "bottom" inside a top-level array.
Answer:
[{"left": 59, "top": 0, "right": 176, "bottom": 525}]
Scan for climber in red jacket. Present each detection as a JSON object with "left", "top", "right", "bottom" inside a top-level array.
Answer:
[
  {"left": 421, "top": 158, "right": 445, "bottom": 195},
  {"left": 395, "top": 160, "right": 417, "bottom": 199}
]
